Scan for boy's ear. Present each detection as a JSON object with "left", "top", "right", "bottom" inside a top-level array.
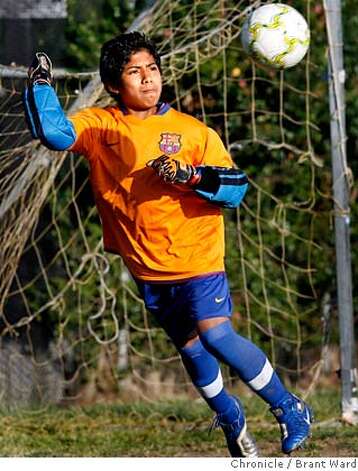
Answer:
[{"left": 106, "top": 84, "right": 121, "bottom": 95}]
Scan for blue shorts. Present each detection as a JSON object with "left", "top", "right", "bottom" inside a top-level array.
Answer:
[{"left": 135, "top": 272, "right": 232, "bottom": 347}]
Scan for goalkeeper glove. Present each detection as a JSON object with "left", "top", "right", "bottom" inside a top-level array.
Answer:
[
  {"left": 28, "top": 52, "right": 54, "bottom": 86},
  {"left": 146, "top": 155, "right": 201, "bottom": 185}
]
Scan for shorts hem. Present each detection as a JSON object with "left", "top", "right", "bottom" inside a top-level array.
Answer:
[{"left": 194, "top": 311, "right": 232, "bottom": 320}]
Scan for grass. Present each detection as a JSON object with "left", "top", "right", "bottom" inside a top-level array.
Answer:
[{"left": 0, "top": 389, "right": 357, "bottom": 457}]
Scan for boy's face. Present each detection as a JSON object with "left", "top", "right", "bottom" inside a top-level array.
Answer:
[{"left": 116, "top": 49, "right": 162, "bottom": 111}]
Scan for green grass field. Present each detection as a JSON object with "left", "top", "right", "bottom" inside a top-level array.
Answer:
[{"left": 0, "top": 389, "right": 357, "bottom": 457}]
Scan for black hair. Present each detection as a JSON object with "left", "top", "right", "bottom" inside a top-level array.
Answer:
[{"left": 100, "top": 31, "right": 161, "bottom": 97}]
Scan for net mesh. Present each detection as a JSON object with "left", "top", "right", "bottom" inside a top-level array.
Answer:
[{"left": 0, "top": 0, "right": 335, "bottom": 408}]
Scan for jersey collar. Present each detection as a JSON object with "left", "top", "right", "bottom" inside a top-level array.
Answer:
[{"left": 119, "top": 101, "right": 170, "bottom": 116}]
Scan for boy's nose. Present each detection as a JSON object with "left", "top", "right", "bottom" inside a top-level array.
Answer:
[{"left": 142, "top": 74, "right": 152, "bottom": 83}]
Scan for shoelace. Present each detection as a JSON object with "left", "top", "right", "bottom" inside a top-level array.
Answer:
[
  {"left": 209, "top": 414, "right": 238, "bottom": 436},
  {"left": 209, "top": 414, "right": 220, "bottom": 435}
]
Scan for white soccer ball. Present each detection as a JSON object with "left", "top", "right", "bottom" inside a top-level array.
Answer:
[{"left": 241, "top": 3, "right": 310, "bottom": 69}]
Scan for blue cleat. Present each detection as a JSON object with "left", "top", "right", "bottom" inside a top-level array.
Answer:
[
  {"left": 212, "top": 396, "right": 259, "bottom": 457},
  {"left": 270, "top": 393, "right": 313, "bottom": 454}
]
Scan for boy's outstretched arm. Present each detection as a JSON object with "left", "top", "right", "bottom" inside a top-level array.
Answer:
[
  {"left": 23, "top": 52, "right": 76, "bottom": 151},
  {"left": 147, "top": 155, "right": 249, "bottom": 209}
]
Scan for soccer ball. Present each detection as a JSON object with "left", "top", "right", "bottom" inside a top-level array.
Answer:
[{"left": 241, "top": 3, "right": 310, "bottom": 69}]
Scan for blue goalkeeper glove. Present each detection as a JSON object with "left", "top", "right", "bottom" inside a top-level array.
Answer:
[
  {"left": 146, "top": 155, "right": 201, "bottom": 185},
  {"left": 28, "top": 52, "right": 54, "bottom": 86}
]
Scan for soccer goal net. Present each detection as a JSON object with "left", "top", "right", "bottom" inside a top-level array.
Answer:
[{"left": 0, "top": 0, "right": 338, "bottom": 408}]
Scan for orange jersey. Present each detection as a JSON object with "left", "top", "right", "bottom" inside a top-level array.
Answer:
[{"left": 69, "top": 105, "right": 233, "bottom": 281}]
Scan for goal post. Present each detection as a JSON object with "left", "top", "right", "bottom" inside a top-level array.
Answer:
[{"left": 324, "top": 0, "right": 357, "bottom": 424}]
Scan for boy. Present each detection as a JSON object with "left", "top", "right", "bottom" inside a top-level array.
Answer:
[{"left": 23, "top": 31, "right": 312, "bottom": 457}]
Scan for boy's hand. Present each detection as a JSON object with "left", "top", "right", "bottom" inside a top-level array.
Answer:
[
  {"left": 147, "top": 155, "right": 200, "bottom": 185},
  {"left": 28, "top": 52, "right": 54, "bottom": 86}
]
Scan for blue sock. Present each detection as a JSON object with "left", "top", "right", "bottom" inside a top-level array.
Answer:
[
  {"left": 180, "top": 338, "right": 240, "bottom": 423},
  {"left": 199, "top": 320, "right": 288, "bottom": 407}
]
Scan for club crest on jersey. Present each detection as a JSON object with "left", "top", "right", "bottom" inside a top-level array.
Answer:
[{"left": 159, "top": 133, "right": 181, "bottom": 155}]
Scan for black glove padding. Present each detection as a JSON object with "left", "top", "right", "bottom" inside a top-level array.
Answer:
[
  {"left": 28, "top": 52, "right": 54, "bottom": 86},
  {"left": 147, "top": 155, "right": 198, "bottom": 184}
]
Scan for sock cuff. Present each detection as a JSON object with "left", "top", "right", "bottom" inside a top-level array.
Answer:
[
  {"left": 197, "top": 370, "right": 224, "bottom": 399},
  {"left": 248, "top": 358, "right": 274, "bottom": 390}
]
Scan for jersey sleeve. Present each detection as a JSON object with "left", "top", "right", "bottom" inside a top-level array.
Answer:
[
  {"left": 68, "top": 108, "right": 107, "bottom": 159},
  {"left": 200, "top": 127, "right": 234, "bottom": 167}
]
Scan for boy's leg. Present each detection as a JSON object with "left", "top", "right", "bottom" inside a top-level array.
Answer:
[
  {"left": 179, "top": 336, "right": 258, "bottom": 457},
  {"left": 198, "top": 318, "right": 288, "bottom": 406},
  {"left": 180, "top": 336, "right": 235, "bottom": 416},
  {"left": 198, "top": 317, "right": 313, "bottom": 454}
]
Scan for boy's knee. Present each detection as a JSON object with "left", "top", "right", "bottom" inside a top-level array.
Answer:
[
  {"left": 180, "top": 335, "right": 200, "bottom": 351},
  {"left": 199, "top": 319, "right": 233, "bottom": 352},
  {"left": 179, "top": 337, "right": 203, "bottom": 359}
]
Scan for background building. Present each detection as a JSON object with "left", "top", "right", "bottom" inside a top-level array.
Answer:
[{"left": 0, "top": 0, "right": 67, "bottom": 66}]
